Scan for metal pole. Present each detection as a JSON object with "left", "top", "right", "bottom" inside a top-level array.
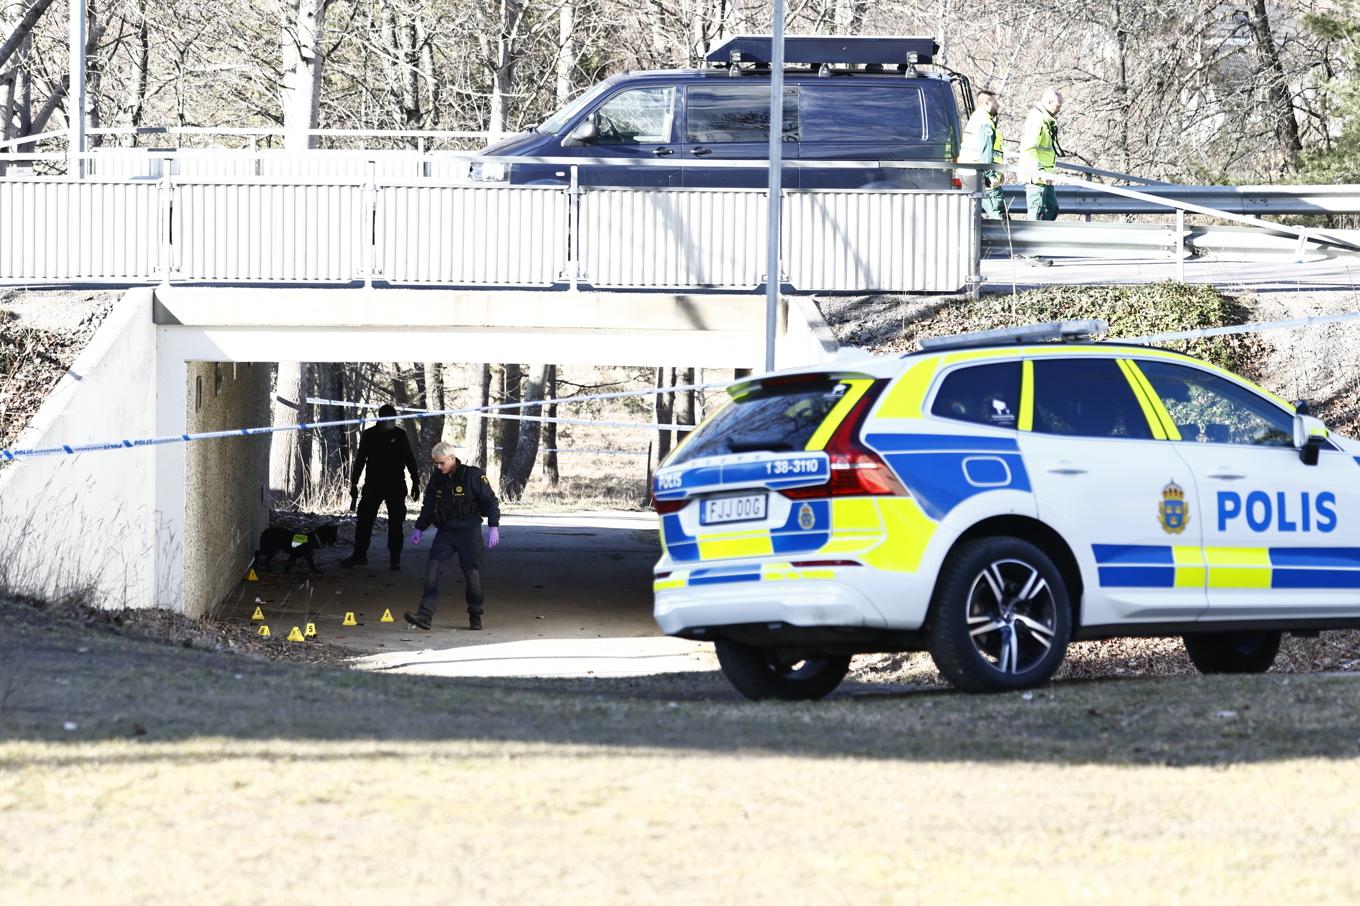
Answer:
[
  {"left": 69, "top": 0, "right": 86, "bottom": 179},
  {"left": 763, "top": 3, "right": 785, "bottom": 373}
]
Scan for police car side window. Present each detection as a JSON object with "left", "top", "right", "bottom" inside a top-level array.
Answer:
[
  {"left": 1137, "top": 360, "right": 1293, "bottom": 446},
  {"left": 930, "top": 362, "right": 1020, "bottom": 429},
  {"left": 1031, "top": 358, "right": 1153, "bottom": 440}
]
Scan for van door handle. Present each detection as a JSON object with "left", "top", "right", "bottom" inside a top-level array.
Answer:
[
  {"left": 1207, "top": 471, "right": 1245, "bottom": 481},
  {"left": 691, "top": 147, "right": 712, "bottom": 157},
  {"left": 653, "top": 148, "right": 674, "bottom": 157}
]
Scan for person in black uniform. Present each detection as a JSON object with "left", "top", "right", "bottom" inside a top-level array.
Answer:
[
  {"left": 341, "top": 403, "right": 420, "bottom": 570},
  {"left": 404, "top": 441, "right": 501, "bottom": 631}
]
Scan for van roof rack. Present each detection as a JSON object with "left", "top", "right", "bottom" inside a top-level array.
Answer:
[
  {"left": 917, "top": 320, "right": 1110, "bottom": 351},
  {"left": 705, "top": 35, "right": 938, "bottom": 68}
]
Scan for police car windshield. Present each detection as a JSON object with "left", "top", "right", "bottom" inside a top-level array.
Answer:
[
  {"left": 537, "top": 78, "right": 621, "bottom": 134},
  {"left": 667, "top": 379, "right": 850, "bottom": 465}
]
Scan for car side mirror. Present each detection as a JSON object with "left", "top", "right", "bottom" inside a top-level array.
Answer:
[
  {"left": 1293, "top": 413, "right": 1329, "bottom": 466},
  {"left": 563, "top": 118, "right": 598, "bottom": 148}
]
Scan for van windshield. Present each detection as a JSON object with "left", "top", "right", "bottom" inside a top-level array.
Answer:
[
  {"left": 537, "top": 77, "right": 622, "bottom": 134},
  {"left": 667, "top": 378, "right": 854, "bottom": 465}
]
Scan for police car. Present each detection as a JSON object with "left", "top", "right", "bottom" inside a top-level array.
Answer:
[{"left": 651, "top": 320, "right": 1360, "bottom": 698}]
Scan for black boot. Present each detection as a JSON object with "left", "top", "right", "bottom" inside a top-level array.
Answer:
[
  {"left": 468, "top": 612, "right": 482, "bottom": 631},
  {"left": 404, "top": 611, "right": 431, "bottom": 630},
  {"left": 340, "top": 554, "right": 368, "bottom": 568},
  {"left": 390, "top": 554, "right": 401, "bottom": 571}
]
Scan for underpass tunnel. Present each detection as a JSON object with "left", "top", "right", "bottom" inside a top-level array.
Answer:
[{"left": 171, "top": 357, "right": 727, "bottom": 673}]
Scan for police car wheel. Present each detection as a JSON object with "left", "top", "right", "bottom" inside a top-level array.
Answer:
[
  {"left": 714, "top": 639, "right": 851, "bottom": 702},
  {"left": 928, "top": 537, "right": 1071, "bottom": 693},
  {"left": 1183, "top": 631, "right": 1281, "bottom": 675}
]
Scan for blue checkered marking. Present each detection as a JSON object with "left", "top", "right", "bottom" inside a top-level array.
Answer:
[
  {"left": 1271, "top": 547, "right": 1360, "bottom": 589},
  {"left": 865, "top": 433, "right": 1031, "bottom": 521},
  {"left": 1092, "top": 544, "right": 1176, "bottom": 588}
]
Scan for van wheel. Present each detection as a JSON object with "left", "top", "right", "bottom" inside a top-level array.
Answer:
[
  {"left": 714, "top": 640, "right": 851, "bottom": 701},
  {"left": 1183, "top": 631, "right": 1281, "bottom": 674},
  {"left": 928, "top": 537, "right": 1071, "bottom": 693}
]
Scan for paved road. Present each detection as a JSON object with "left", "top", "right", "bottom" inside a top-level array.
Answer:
[
  {"left": 980, "top": 254, "right": 1360, "bottom": 295},
  {"left": 232, "top": 510, "right": 717, "bottom": 679}
]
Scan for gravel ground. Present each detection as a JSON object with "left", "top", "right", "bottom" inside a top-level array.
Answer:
[{"left": 0, "top": 289, "right": 119, "bottom": 452}]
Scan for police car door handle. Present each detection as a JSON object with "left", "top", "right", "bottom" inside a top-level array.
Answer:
[
  {"left": 1207, "top": 471, "right": 1245, "bottom": 481},
  {"left": 1045, "top": 466, "right": 1087, "bottom": 476}
]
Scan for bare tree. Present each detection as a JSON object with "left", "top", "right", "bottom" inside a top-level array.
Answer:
[
  {"left": 501, "top": 362, "right": 548, "bottom": 500},
  {"left": 269, "top": 362, "right": 308, "bottom": 501},
  {"left": 542, "top": 364, "right": 559, "bottom": 486},
  {"left": 280, "top": 0, "right": 331, "bottom": 149}
]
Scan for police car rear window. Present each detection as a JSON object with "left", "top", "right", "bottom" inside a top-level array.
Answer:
[{"left": 666, "top": 379, "right": 854, "bottom": 465}]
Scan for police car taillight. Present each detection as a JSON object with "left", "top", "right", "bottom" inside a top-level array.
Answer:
[
  {"left": 782, "top": 384, "right": 907, "bottom": 500},
  {"left": 653, "top": 496, "right": 686, "bottom": 515}
]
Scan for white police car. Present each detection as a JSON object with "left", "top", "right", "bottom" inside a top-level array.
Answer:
[{"left": 651, "top": 320, "right": 1360, "bottom": 698}]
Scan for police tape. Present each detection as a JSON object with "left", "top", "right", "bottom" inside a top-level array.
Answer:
[
  {"left": 1, "top": 382, "right": 720, "bottom": 462},
  {"left": 1123, "top": 308, "right": 1360, "bottom": 343}
]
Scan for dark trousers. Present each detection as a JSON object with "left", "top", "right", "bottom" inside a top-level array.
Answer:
[
  {"left": 353, "top": 483, "right": 407, "bottom": 561},
  {"left": 1026, "top": 183, "right": 1058, "bottom": 221},
  {"left": 418, "top": 526, "right": 485, "bottom": 618}
]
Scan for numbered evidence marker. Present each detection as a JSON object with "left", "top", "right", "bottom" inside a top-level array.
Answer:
[
  {"left": 287, "top": 626, "right": 305, "bottom": 642},
  {"left": 380, "top": 609, "right": 395, "bottom": 623},
  {"left": 304, "top": 622, "right": 317, "bottom": 639},
  {"left": 258, "top": 624, "right": 271, "bottom": 638},
  {"left": 247, "top": 569, "right": 259, "bottom": 582},
  {"left": 342, "top": 612, "right": 358, "bottom": 627},
  {"left": 252, "top": 605, "right": 265, "bottom": 621}
]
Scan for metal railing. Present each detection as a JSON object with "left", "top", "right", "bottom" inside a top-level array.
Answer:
[{"left": 0, "top": 155, "right": 979, "bottom": 293}]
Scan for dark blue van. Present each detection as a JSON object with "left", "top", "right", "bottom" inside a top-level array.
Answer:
[{"left": 469, "top": 36, "right": 972, "bottom": 190}]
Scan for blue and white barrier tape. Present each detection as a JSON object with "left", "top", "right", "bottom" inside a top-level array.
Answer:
[
  {"left": 2, "top": 383, "right": 716, "bottom": 463},
  {"left": 1124, "top": 308, "right": 1360, "bottom": 343}
]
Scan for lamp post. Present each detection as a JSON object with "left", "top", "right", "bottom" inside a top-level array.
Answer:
[{"left": 763, "top": 2, "right": 785, "bottom": 373}]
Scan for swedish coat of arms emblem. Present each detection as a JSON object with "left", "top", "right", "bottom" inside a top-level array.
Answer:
[
  {"left": 1159, "top": 480, "right": 1189, "bottom": 534},
  {"left": 797, "top": 503, "right": 816, "bottom": 531}
]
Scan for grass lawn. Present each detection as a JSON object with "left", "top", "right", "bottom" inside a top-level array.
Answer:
[{"left": 3, "top": 600, "right": 1360, "bottom": 904}]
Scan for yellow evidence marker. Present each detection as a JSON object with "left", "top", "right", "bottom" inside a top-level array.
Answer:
[
  {"left": 380, "top": 609, "right": 395, "bottom": 623},
  {"left": 246, "top": 568, "right": 259, "bottom": 582},
  {"left": 342, "top": 612, "right": 357, "bottom": 627},
  {"left": 251, "top": 605, "right": 265, "bottom": 621},
  {"left": 287, "top": 626, "right": 305, "bottom": 642},
  {"left": 258, "top": 624, "right": 271, "bottom": 638},
  {"left": 304, "top": 622, "right": 317, "bottom": 639}
]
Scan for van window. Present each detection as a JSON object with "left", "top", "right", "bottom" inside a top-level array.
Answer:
[
  {"left": 798, "top": 85, "right": 924, "bottom": 143},
  {"left": 931, "top": 362, "right": 1020, "bottom": 429},
  {"left": 686, "top": 85, "right": 798, "bottom": 143},
  {"left": 591, "top": 87, "right": 675, "bottom": 144}
]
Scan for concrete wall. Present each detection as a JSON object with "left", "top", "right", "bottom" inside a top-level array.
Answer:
[
  {"left": 775, "top": 296, "right": 840, "bottom": 369},
  {"left": 0, "top": 289, "right": 159, "bottom": 607},
  {"left": 181, "top": 362, "right": 272, "bottom": 618}
]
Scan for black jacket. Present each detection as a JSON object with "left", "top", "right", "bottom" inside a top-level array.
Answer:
[
  {"left": 351, "top": 424, "right": 418, "bottom": 490},
  {"left": 415, "top": 463, "right": 501, "bottom": 531}
]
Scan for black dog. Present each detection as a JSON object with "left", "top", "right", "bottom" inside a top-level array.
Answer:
[{"left": 253, "top": 523, "right": 339, "bottom": 574}]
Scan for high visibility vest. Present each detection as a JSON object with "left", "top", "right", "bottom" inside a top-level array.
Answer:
[
  {"left": 1019, "top": 106, "right": 1057, "bottom": 182},
  {"left": 959, "top": 110, "right": 1002, "bottom": 166}
]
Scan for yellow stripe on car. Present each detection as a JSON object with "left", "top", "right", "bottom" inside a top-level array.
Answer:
[
  {"left": 806, "top": 379, "right": 874, "bottom": 450},
  {"left": 697, "top": 533, "right": 774, "bottom": 560},
  {"left": 1019, "top": 359, "right": 1035, "bottom": 432},
  {"left": 861, "top": 498, "right": 937, "bottom": 573},
  {"left": 1205, "top": 546, "right": 1272, "bottom": 589},
  {"left": 1116, "top": 359, "right": 1173, "bottom": 440},
  {"left": 878, "top": 357, "right": 940, "bottom": 419},
  {"left": 1173, "top": 545, "right": 1206, "bottom": 588}
]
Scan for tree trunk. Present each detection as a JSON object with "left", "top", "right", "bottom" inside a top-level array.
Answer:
[
  {"left": 473, "top": 363, "right": 491, "bottom": 467},
  {"left": 418, "top": 361, "right": 445, "bottom": 455},
  {"left": 655, "top": 367, "right": 674, "bottom": 463},
  {"left": 1245, "top": 0, "right": 1302, "bottom": 171},
  {"left": 502, "top": 363, "right": 547, "bottom": 500},
  {"left": 120, "top": 0, "right": 150, "bottom": 142},
  {"left": 679, "top": 367, "right": 696, "bottom": 442},
  {"left": 543, "top": 364, "right": 559, "bottom": 486},
  {"left": 280, "top": 0, "right": 329, "bottom": 150},
  {"left": 0, "top": 0, "right": 57, "bottom": 75},
  {"left": 269, "top": 362, "right": 308, "bottom": 502},
  {"left": 498, "top": 363, "right": 522, "bottom": 483},
  {"left": 556, "top": 2, "right": 574, "bottom": 107},
  {"left": 488, "top": 0, "right": 520, "bottom": 135},
  {"left": 391, "top": 363, "right": 419, "bottom": 455}
]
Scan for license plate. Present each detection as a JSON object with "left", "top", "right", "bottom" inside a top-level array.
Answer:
[{"left": 700, "top": 493, "right": 767, "bottom": 526}]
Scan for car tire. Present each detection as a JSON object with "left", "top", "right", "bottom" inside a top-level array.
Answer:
[
  {"left": 1183, "top": 631, "right": 1281, "bottom": 674},
  {"left": 927, "top": 537, "right": 1072, "bottom": 693},
  {"left": 714, "top": 639, "right": 851, "bottom": 701}
]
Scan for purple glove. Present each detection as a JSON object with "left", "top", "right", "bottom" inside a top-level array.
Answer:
[
  {"left": 409, "top": 530, "right": 422, "bottom": 546},
  {"left": 487, "top": 527, "right": 500, "bottom": 548}
]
